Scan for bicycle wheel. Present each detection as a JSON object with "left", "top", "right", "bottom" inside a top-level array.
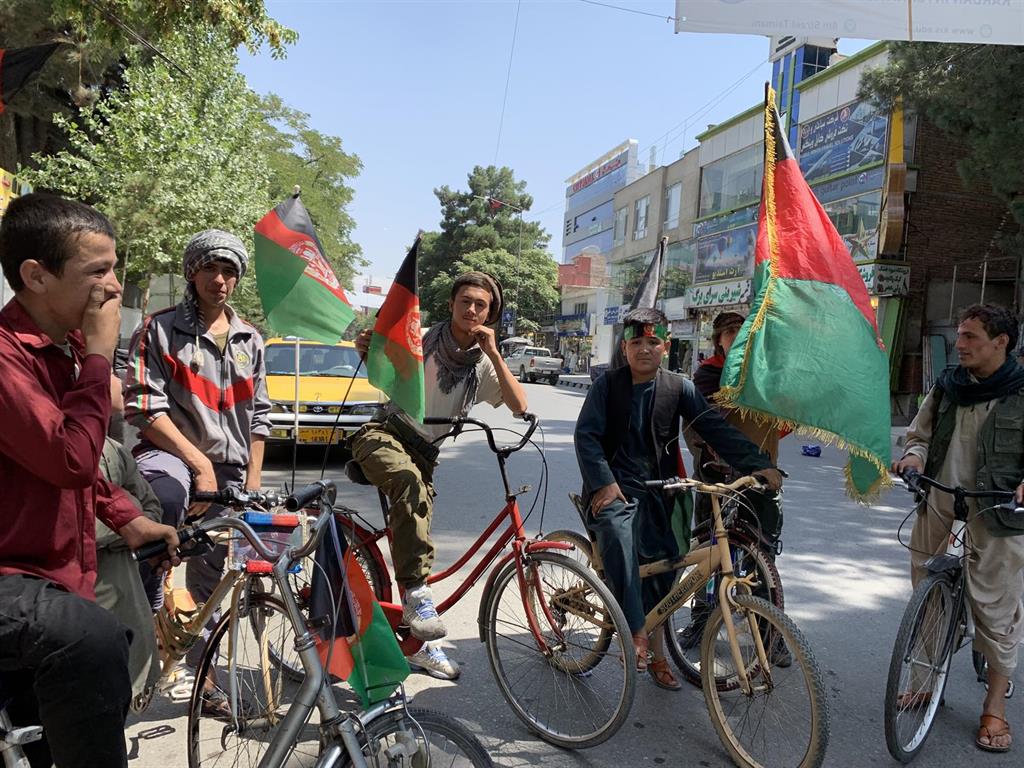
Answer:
[
  {"left": 188, "top": 593, "right": 322, "bottom": 768},
  {"left": 701, "top": 594, "right": 829, "bottom": 768},
  {"left": 542, "top": 529, "right": 594, "bottom": 570},
  {"left": 884, "top": 572, "right": 957, "bottom": 763},
  {"left": 336, "top": 707, "right": 493, "bottom": 767},
  {"left": 666, "top": 538, "right": 783, "bottom": 688},
  {"left": 482, "top": 551, "right": 635, "bottom": 749}
]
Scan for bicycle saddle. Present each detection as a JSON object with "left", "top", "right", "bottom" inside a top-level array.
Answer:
[{"left": 344, "top": 460, "right": 371, "bottom": 486}]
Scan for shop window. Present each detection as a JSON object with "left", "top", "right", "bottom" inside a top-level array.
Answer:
[
  {"left": 663, "top": 183, "right": 681, "bottom": 230},
  {"left": 633, "top": 196, "right": 649, "bottom": 240},
  {"left": 698, "top": 144, "right": 763, "bottom": 218}
]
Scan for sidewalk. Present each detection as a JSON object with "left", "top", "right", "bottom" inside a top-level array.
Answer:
[{"left": 557, "top": 374, "right": 911, "bottom": 459}]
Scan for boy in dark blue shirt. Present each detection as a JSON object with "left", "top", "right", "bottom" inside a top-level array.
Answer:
[{"left": 574, "top": 308, "right": 781, "bottom": 689}]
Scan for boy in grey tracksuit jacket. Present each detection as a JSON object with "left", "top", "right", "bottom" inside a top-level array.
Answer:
[{"left": 124, "top": 230, "right": 271, "bottom": 673}]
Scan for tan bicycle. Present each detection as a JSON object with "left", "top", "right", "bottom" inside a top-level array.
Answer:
[{"left": 551, "top": 475, "right": 829, "bottom": 768}]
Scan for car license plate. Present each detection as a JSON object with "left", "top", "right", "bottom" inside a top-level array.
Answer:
[{"left": 297, "top": 427, "right": 345, "bottom": 444}]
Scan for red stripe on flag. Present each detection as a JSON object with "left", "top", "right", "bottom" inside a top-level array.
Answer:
[
  {"left": 771, "top": 157, "right": 879, "bottom": 333},
  {"left": 373, "top": 282, "right": 423, "bottom": 362}
]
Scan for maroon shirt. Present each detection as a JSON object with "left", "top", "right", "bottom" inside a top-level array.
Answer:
[{"left": 0, "top": 299, "right": 140, "bottom": 599}]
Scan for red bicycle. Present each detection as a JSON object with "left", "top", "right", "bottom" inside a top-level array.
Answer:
[{"left": 333, "top": 413, "right": 635, "bottom": 749}]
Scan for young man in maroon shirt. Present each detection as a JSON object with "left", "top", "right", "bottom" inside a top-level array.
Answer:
[{"left": 0, "top": 193, "right": 178, "bottom": 768}]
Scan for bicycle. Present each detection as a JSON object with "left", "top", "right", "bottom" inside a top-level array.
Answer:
[
  {"left": 556, "top": 475, "right": 828, "bottom": 768},
  {"left": 884, "top": 469, "right": 1020, "bottom": 763},
  {"left": 136, "top": 479, "right": 494, "bottom": 768},
  {"left": 545, "top": 461, "right": 786, "bottom": 689},
  {"left": 335, "top": 412, "right": 637, "bottom": 749}
]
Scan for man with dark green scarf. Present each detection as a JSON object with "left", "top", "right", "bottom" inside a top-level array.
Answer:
[{"left": 895, "top": 304, "right": 1024, "bottom": 753}]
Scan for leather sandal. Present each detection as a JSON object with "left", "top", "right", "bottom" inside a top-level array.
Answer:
[
  {"left": 649, "top": 658, "right": 681, "bottom": 691},
  {"left": 976, "top": 713, "right": 1012, "bottom": 753}
]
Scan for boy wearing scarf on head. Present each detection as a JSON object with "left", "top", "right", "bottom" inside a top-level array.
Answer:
[
  {"left": 894, "top": 304, "right": 1024, "bottom": 753},
  {"left": 123, "top": 230, "right": 272, "bottom": 713},
  {"left": 574, "top": 307, "right": 781, "bottom": 690},
  {"left": 351, "top": 271, "right": 528, "bottom": 679}
]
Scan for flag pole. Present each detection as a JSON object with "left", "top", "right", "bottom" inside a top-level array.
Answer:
[{"left": 291, "top": 185, "right": 302, "bottom": 490}]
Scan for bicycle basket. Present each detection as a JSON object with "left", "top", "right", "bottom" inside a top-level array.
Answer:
[{"left": 227, "top": 512, "right": 305, "bottom": 573}]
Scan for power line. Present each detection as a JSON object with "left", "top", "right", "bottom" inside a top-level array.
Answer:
[
  {"left": 577, "top": 0, "right": 677, "bottom": 23},
  {"left": 82, "top": 0, "right": 191, "bottom": 78},
  {"left": 494, "top": 0, "right": 523, "bottom": 164}
]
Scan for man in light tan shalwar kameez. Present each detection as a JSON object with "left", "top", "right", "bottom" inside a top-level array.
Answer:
[{"left": 895, "top": 304, "right": 1024, "bottom": 753}]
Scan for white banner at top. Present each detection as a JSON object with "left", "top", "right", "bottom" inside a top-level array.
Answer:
[{"left": 675, "top": 1, "right": 1024, "bottom": 46}]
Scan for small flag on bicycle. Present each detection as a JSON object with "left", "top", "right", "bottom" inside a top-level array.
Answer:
[
  {"left": 309, "top": 517, "right": 409, "bottom": 706},
  {"left": 716, "top": 84, "right": 891, "bottom": 499},
  {"left": 367, "top": 235, "right": 425, "bottom": 422}
]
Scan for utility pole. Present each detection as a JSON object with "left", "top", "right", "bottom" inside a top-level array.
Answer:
[{"left": 474, "top": 194, "right": 525, "bottom": 336}]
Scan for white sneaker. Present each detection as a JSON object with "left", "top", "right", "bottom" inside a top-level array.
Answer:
[
  {"left": 407, "top": 642, "right": 460, "bottom": 681},
  {"left": 402, "top": 584, "right": 446, "bottom": 641}
]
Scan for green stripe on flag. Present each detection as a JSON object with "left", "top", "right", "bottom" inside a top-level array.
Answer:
[
  {"left": 367, "top": 332, "right": 425, "bottom": 423},
  {"left": 347, "top": 601, "right": 410, "bottom": 707}
]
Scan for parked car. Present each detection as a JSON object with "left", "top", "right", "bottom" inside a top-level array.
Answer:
[
  {"left": 264, "top": 337, "right": 387, "bottom": 446},
  {"left": 504, "top": 346, "right": 561, "bottom": 385}
]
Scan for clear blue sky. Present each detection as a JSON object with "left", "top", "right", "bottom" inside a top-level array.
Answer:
[{"left": 238, "top": 1, "right": 870, "bottom": 281}]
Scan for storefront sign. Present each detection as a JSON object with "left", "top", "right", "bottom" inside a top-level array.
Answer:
[
  {"left": 799, "top": 100, "right": 888, "bottom": 184},
  {"left": 671, "top": 319, "right": 696, "bottom": 337},
  {"left": 857, "top": 261, "right": 910, "bottom": 296},
  {"left": 675, "top": 2, "right": 1024, "bottom": 46},
  {"left": 692, "top": 204, "right": 759, "bottom": 239},
  {"left": 557, "top": 313, "right": 589, "bottom": 336},
  {"left": 603, "top": 305, "right": 623, "bottom": 326},
  {"left": 686, "top": 279, "right": 752, "bottom": 309},
  {"left": 569, "top": 152, "right": 628, "bottom": 196},
  {"left": 695, "top": 223, "right": 757, "bottom": 283},
  {"left": 810, "top": 166, "right": 885, "bottom": 206}
]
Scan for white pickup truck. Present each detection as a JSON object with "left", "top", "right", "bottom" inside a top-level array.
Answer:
[{"left": 504, "top": 346, "right": 561, "bottom": 385}]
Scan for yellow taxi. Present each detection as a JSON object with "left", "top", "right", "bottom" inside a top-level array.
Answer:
[{"left": 264, "top": 337, "right": 387, "bottom": 445}]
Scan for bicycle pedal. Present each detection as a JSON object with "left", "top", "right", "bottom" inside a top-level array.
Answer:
[{"left": 2, "top": 725, "right": 43, "bottom": 745}]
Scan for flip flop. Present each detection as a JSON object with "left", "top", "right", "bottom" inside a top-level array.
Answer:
[
  {"left": 976, "top": 713, "right": 1012, "bottom": 753},
  {"left": 633, "top": 634, "right": 649, "bottom": 673}
]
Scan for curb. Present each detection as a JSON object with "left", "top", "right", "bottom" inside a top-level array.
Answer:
[{"left": 556, "top": 378, "right": 592, "bottom": 392}]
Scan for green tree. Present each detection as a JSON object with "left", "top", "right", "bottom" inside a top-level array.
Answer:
[
  {"left": 260, "top": 94, "right": 364, "bottom": 285},
  {"left": 419, "top": 165, "right": 553, "bottom": 323},
  {"left": 0, "top": 0, "right": 295, "bottom": 169},
  {"left": 422, "top": 246, "right": 558, "bottom": 332},
  {"left": 21, "top": 30, "right": 273, "bottom": 318},
  {"left": 860, "top": 43, "right": 1024, "bottom": 227}
]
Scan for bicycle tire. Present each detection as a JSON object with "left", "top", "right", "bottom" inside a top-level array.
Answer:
[
  {"left": 701, "top": 594, "right": 829, "bottom": 768},
  {"left": 541, "top": 529, "right": 594, "bottom": 570},
  {"left": 482, "top": 550, "right": 635, "bottom": 749},
  {"left": 665, "top": 537, "right": 784, "bottom": 688},
  {"left": 335, "top": 707, "right": 493, "bottom": 768},
  {"left": 884, "top": 572, "right": 957, "bottom": 763},
  {"left": 188, "top": 593, "right": 322, "bottom": 768}
]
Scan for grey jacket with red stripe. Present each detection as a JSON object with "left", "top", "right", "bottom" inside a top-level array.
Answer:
[{"left": 124, "top": 303, "right": 272, "bottom": 467}]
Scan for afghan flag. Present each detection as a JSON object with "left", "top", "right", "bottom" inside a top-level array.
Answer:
[
  {"left": 717, "top": 84, "right": 891, "bottom": 499},
  {"left": 367, "top": 237, "right": 425, "bottom": 422},
  {"left": 309, "top": 517, "right": 409, "bottom": 707},
  {"left": 254, "top": 193, "right": 355, "bottom": 344},
  {"left": 0, "top": 44, "right": 60, "bottom": 114}
]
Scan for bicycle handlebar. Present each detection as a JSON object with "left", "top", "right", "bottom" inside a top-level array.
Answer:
[
  {"left": 900, "top": 469, "right": 1016, "bottom": 501},
  {"left": 645, "top": 474, "right": 766, "bottom": 494},
  {"left": 133, "top": 481, "right": 338, "bottom": 565},
  {"left": 192, "top": 487, "right": 285, "bottom": 509},
  {"left": 422, "top": 412, "right": 539, "bottom": 455}
]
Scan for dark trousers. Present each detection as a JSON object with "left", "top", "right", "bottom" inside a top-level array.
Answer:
[{"left": 0, "top": 574, "right": 131, "bottom": 768}]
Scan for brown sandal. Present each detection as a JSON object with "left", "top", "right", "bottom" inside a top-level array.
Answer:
[
  {"left": 976, "top": 713, "right": 1012, "bottom": 753},
  {"left": 633, "top": 634, "right": 649, "bottom": 673},
  {"left": 649, "top": 658, "right": 681, "bottom": 691}
]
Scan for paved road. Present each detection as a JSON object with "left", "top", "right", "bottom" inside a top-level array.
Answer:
[{"left": 127, "top": 383, "right": 1021, "bottom": 766}]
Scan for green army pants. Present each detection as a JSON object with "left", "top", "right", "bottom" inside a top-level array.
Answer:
[{"left": 349, "top": 423, "right": 437, "bottom": 587}]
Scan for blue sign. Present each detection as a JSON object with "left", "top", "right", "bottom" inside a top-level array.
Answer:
[
  {"left": 604, "top": 306, "right": 622, "bottom": 325},
  {"left": 501, "top": 309, "right": 515, "bottom": 325},
  {"left": 798, "top": 99, "right": 888, "bottom": 184}
]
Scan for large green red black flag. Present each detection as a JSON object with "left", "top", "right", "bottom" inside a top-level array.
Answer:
[
  {"left": 254, "top": 194, "right": 355, "bottom": 344},
  {"left": 0, "top": 44, "right": 60, "bottom": 114},
  {"left": 368, "top": 237, "right": 425, "bottom": 422},
  {"left": 718, "top": 84, "right": 891, "bottom": 499}
]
